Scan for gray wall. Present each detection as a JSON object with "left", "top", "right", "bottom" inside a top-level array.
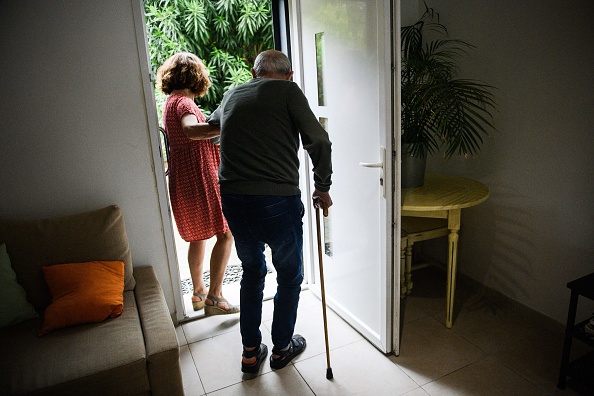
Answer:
[
  {"left": 1, "top": 0, "right": 592, "bottom": 326},
  {"left": 0, "top": 1, "right": 177, "bottom": 314},
  {"left": 411, "top": 0, "right": 594, "bottom": 323}
]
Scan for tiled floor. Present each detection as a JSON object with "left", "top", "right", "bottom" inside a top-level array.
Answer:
[{"left": 175, "top": 267, "right": 592, "bottom": 395}]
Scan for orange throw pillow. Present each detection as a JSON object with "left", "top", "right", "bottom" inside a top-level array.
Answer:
[{"left": 39, "top": 261, "right": 125, "bottom": 336}]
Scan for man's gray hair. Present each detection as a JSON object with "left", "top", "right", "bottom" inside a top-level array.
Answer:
[{"left": 253, "top": 50, "right": 292, "bottom": 77}]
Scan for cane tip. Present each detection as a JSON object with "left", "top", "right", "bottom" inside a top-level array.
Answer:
[{"left": 326, "top": 368, "right": 333, "bottom": 380}]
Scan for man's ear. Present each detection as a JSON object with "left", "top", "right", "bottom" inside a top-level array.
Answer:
[
  {"left": 285, "top": 71, "right": 294, "bottom": 80},
  {"left": 251, "top": 68, "right": 257, "bottom": 78}
]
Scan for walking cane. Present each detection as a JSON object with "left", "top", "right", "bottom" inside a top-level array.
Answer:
[{"left": 315, "top": 202, "right": 333, "bottom": 380}]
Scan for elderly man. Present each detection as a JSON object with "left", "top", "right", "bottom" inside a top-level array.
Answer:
[{"left": 208, "top": 49, "right": 333, "bottom": 373}]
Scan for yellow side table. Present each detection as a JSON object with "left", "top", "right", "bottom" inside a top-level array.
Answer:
[{"left": 401, "top": 173, "right": 490, "bottom": 328}]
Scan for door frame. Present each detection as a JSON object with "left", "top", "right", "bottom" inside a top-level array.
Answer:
[{"left": 131, "top": 0, "right": 186, "bottom": 323}]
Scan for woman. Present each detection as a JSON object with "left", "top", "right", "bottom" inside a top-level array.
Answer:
[{"left": 156, "top": 52, "right": 239, "bottom": 315}]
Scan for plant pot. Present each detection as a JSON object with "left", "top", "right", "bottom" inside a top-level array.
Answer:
[{"left": 401, "top": 144, "right": 426, "bottom": 188}]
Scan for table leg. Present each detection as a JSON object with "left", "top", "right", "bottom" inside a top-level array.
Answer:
[
  {"left": 400, "top": 240, "right": 407, "bottom": 298},
  {"left": 405, "top": 244, "right": 413, "bottom": 295},
  {"left": 557, "top": 290, "right": 579, "bottom": 389},
  {"left": 446, "top": 209, "right": 461, "bottom": 328}
]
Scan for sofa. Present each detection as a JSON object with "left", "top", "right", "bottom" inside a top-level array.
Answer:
[{"left": 0, "top": 205, "right": 184, "bottom": 396}]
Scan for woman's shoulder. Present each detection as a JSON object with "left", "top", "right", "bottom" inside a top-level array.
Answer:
[
  {"left": 165, "top": 93, "right": 186, "bottom": 109},
  {"left": 167, "top": 93, "right": 194, "bottom": 105}
]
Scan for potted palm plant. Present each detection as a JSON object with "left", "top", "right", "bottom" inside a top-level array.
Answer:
[{"left": 401, "top": 4, "right": 498, "bottom": 187}]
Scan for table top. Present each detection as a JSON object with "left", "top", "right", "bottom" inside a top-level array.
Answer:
[
  {"left": 567, "top": 272, "right": 594, "bottom": 300},
  {"left": 402, "top": 173, "right": 490, "bottom": 211}
]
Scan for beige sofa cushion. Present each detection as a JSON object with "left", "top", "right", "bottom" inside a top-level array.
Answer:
[
  {"left": 0, "top": 291, "right": 150, "bottom": 396},
  {"left": 0, "top": 205, "right": 135, "bottom": 312}
]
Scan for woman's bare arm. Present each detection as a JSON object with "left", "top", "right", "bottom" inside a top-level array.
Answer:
[{"left": 181, "top": 113, "right": 220, "bottom": 140}]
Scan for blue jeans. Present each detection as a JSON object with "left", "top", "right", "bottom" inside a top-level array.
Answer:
[{"left": 221, "top": 194, "right": 304, "bottom": 350}]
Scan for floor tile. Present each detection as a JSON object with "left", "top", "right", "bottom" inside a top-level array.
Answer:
[
  {"left": 402, "top": 388, "right": 430, "bottom": 396},
  {"left": 550, "top": 380, "right": 594, "bottom": 396},
  {"left": 182, "top": 313, "right": 241, "bottom": 344},
  {"left": 176, "top": 324, "right": 187, "bottom": 347},
  {"left": 402, "top": 298, "right": 430, "bottom": 324},
  {"left": 295, "top": 339, "right": 418, "bottom": 395},
  {"left": 405, "top": 266, "right": 449, "bottom": 314},
  {"left": 443, "top": 290, "right": 541, "bottom": 354},
  {"left": 188, "top": 327, "right": 273, "bottom": 393},
  {"left": 208, "top": 366, "right": 314, "bottom": 395},
  {"left": 261, "top": 297, "right": 275, "bottom": 322},
  {"left": 262, "top": 290, "right": 363, "bottom": 364},
  {"left": 173, "top": 266, "right": 578, "bottom": 395},
  {"left": 392, "top": 316, "right": 485, "bottom": 385},
  {"left": 179, "top": 345, "right": 205, "bottom": 396},
  {"left": 406, "top": 265, "right": 477, "bottom": 324},
  {"left": 422, "top": 356, "right": 546, "bottom": 396},
  {"left": 493, "top": 327, "right": 591, "bottom": 395}
]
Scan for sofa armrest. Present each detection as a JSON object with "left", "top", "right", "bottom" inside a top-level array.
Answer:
[{"left": 134, "top": 266, "right": 184, "bottom": 396}]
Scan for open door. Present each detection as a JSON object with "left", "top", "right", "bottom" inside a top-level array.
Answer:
[{"left": 288, "top": 0, "right": 400, "bottom": 353}]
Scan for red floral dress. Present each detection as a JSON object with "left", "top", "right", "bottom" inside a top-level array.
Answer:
[{"left": 163, "top": 93, "right": 229, "bottom": 242}]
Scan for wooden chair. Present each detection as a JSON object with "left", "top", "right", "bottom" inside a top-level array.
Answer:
[
  {"left": 399, "top": 232, "right": 409, "bottom": 298},
  {"left": 400, "top": 216, "right": 449, "bottom": 297}
]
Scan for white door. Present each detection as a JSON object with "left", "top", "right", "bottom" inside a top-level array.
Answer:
[{"left": 289, "top": 0, "right": 399, "bottom": 353}]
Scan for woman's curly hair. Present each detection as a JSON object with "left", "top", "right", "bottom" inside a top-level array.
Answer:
[{"left": 156, "top": 52, "right": 211, "bottom": 97}]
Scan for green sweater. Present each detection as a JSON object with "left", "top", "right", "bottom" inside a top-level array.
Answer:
[{"left": 208, "top": 78, "right": 332, "bottom": 195}]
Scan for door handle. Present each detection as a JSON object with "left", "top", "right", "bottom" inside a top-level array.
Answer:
[
  {"left": 359, "top": 146, "right": 386, "bottom": 197},
  {"left": 359, "top": 162, "right": 383, "bottom": 168}
]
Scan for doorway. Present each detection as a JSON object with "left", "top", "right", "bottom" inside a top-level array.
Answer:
[
  {"left": 170, "top": 206, "right": 277, "bottom": 320},
  {"left": 146, "top": 0, "right": 280, "bottom": 320},
  {"left": 142, "top": 0, "right": 400, "bottom": 355}
]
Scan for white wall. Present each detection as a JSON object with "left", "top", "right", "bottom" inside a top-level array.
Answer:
[
  {"left": 0, "top": 1, "right": 178, "bottom": 314},
  {"left": 411, "top": 0, "right": 594, "bottom": 323}
]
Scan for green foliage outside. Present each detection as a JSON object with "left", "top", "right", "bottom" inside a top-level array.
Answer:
[{"left": 144, "top": 0, "right": 274, "bottom": 119}]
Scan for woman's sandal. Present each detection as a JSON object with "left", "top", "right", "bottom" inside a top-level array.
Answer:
[
  {"left": 204, "top": 295, "right": 240, "bottom": 316},
  {"left": 241, "top": 343, "right": 268, "bottom": 374},
  {"left": 191, "top": 292, "right": 207, "bottom": 311},
  {"left": 270, "top": 334, "right": 306, "bottom": 370}
]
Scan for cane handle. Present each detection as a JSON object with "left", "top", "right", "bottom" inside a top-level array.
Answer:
[{"left": 321, "top": 201, "right": 329, "bottom": 217}]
